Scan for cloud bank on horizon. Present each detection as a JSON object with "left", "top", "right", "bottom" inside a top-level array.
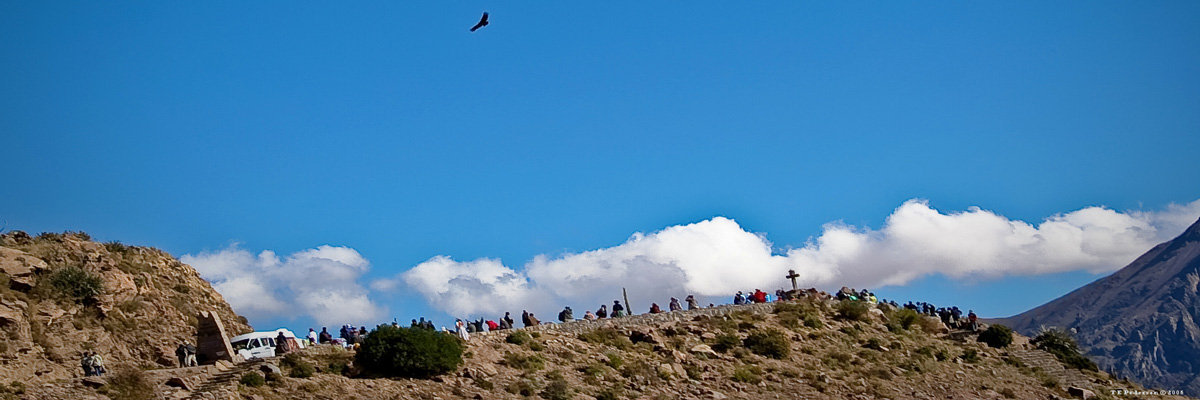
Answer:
[
  {"left": 388, "top": 199, "right": 1200, "bottom": 318},
  {"left": 181, "top": 245, "right": 385, "bottom": 327},
  {"left": 183, "top": 199, "right": 1200, "bottom": 325}
]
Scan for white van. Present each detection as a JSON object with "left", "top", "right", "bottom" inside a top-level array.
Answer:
[{"left": 230, "top": 329, "right": 305, "bottom": 360}]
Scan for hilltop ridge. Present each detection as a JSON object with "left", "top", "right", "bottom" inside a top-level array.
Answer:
[{"left": 0, "top": 230, "right": 251, "bottom": 386}]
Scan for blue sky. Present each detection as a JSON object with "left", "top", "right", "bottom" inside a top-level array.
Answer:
[{"left": 3, "top": 2, "right": 1199, "bottom": 331}]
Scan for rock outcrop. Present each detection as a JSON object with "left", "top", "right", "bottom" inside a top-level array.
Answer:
[{"left": 0, "top": 231, "right": 251, "bottom": 385}]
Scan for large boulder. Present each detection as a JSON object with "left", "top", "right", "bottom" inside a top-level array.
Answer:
[
  {"left": 0, "top": 298, "right": 30, "bottom": 341},
  {"left": 0, "top": 247, "right": 48, "bottom": 290}
]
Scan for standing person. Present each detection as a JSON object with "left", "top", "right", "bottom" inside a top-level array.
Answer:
[
  {"left": 183, "top": 343, "right": 197, "bottom": 367},
  {"left": 307, "top": 328, "right": 319, "bottom": 345},
  {"left": 455, "top": 319, "right": 470, "bottom": 341},
  {"left": 685, "top": 295, "right": 698, "bottom": 310},
  {"left": 968, "top": 310, "right": 979, "bottom": 332},
  {"left": 81, "top": 352, "right": 94, "bottom": 376},
  {"left": 668, "top": 297, "right": 682, "bottom": 312},
  {"left": 275, "top": 331, "right": 291, "bottom": 355},
  {"left": 521, "top": 310, "right": 533, "bottom": 327},
  {"left": 175, "top": 344, "right": 189, "bottom": 368},
  {"left": 596, "top": 305, "right": 608, "bottom": 319},
  {"left": 90, "top": 352, "right": 106, "bottom": 376},
  {"left": 612, "top": 300, "right": 625, "bottom": 317}
]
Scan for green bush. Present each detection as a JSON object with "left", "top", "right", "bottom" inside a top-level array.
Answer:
[
  {"left": 776, "top": 311, "right": 801, "bottom": 329},
  {"left": 97, "top": 367, "right": 155, "bottom": 400},
  {"left": 505, "top": 331, "right": 532, "bottom": 345},
  {"left": 711, "top": 333, "right": 741, "bottom": 353},
  {"left": 888, "top": 308, "right": 922, "bottom": 331},
  {"left": 540, "top": 370, "right": 572, "bottom": 400},
  {"left": 731, "top": 365, "right": 763, "bottom": 384},
  {"left": 978, "top": 324, "right": 1014, "bottom": 348},
  {"left": 577, "top": 328, "right": 632, "bottom": 350},
  {"left": 239, "top": 372, "right": 265, "bottom": 387},
  {"left": 48, "top": 266, "right": 103, "bottom": 303},
  {"left": 281, "top": 353, "right": 315, "bottom": 378},
  {"left": 502, "top": 352, "right": 545, "bottom": 372},
  {"left": 960, "top": 349, "right": 980, "bottom": 363},
  {"left": 355, "top": 325, "right": 464, "bottom": 378},
  {"left": 603, "top": 352, "right": 623, "bottom": 370},
  {"left": 1032, "top": 329, "right": 1098, "bottom": 371},
  {"left": 836, "top": 300, "right": 870, "bottom": 322},
  {"left": 802, "top": 312, "right": 823, "bottom": 328},
  {"left": 743, "top": 329, "right": 790, "bottom": 359}
]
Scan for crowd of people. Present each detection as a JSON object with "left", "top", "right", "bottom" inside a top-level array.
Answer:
[
  {"left": 903, "top": 301, "right": 979, "bottom": 331},
  {"left": 279, "top": 286, "right": 980, "bottom": 350},
  {"left": 112, "top": 281, "right": 990, "bottom": 378}
]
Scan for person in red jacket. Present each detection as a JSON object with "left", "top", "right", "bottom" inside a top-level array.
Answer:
[{"left": 752, "top": 289, "right": 767, "bottom": 303}]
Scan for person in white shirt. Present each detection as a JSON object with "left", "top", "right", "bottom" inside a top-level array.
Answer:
[{"left": 307, "top": 328, "right": 319, "bottom": 345}]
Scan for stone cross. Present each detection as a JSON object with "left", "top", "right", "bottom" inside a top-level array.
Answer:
[{"left": 786, "top": 269, "right": 800, "bottom": 291}]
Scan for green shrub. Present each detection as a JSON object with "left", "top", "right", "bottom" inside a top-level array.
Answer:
[
  {"left": 502, "top": 352, "right": 545, "bottom": 372},
  {"left": 836, "top": 300, "right": 870, "bottom": 322},
  {"left": 960, "top": 349, "right": 980, "bottom": 363},
  {"left": 711, "top": 333, "right": 741, "bottom": 353},
  {"left": 239, "top": 372, "right": 265, "bottom": 387},
  {"left": 355, "top": 325, "right": 464, "bottom": 378},
  {"left": 887, "top": 308, "right": 922, "bottom": 332},
  {"left": 603, "top": 352, "right": 623, "bottom": 370},
  {"left": 97, "top": 367, "right": 155, "bottom": 400},
  {"left": 776, "top": 311, "right": 801, "bottom": 329},
  {"left": 281, "top": 353, "right": 315, "bottom": 378},
  {"left": 802, "top": 312, "right": 823, "bottom": 328},
  {"left": 577, "top": 328, "right": 632, "bottom": 350},
  {"left": 731, "top": 365, "right": 763, "bottom": 384},
  {"left": 978, "top": 324, "right": 1014, "bottom": 348},
  {"left": 325, "top": 362, "right": 347, "bottom": 375},
  {"left": 540, "top": 370, "right": 572, "bottom": 400},
  {"left": 48, "top": 266, "right": 103, "bottom": 303},
  {"left": 1032, "top": 329, "right": 1097, "bottom": 371},
  {"left": 506, "top": 379, "right": 537, "bottom": 396},
  {"left": 743, "top": 329, "right": 790, "bottom": 359},
  {"left": 506, "top": 331, "right": 532, "bottom": 345}
]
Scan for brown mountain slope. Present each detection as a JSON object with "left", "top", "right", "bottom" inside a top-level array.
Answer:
[
  {"left": 998, "top": 217, "right": 1200, "bottom": 395},
  {"left": 27, "top": 298, "right": 1181, "bottom": 400},
  {"left": 0, "top": 231, "right": 251, "bottom": 385}
]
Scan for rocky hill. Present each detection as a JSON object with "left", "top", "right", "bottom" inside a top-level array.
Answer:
[
  {"left": 999, "top": 217, "right": 1200, "bottom": 396},
  {"left": 2, "top": 230, "right": 1183, "bottom": 400},
  {"left": 0, "top": 231, "right": 251, "bottom": 386}
]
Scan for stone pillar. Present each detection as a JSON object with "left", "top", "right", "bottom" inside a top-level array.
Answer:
[{"left": 196, "top": 311, "right": 240, "bottom": 365}]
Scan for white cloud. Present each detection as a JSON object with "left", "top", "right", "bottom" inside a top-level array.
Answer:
[
  {"left": 182, "top": 245, "right": 385, "bottom": 327},
  {"left": 384, "top": 199, "right": 1200, "bottom": 320}
]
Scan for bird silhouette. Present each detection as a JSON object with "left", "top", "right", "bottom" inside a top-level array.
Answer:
[{"left": 470, "top": 12, "right": 489, "bottom": 32}]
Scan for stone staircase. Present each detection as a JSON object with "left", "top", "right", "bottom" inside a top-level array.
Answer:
[
  {"left": 1008, "top": 348, "right": 1093, "bottom": 390},
  {"left": 183, "top": 358, "right": 269, "bottom": 400}
]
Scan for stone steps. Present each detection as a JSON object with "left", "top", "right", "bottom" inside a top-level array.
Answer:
[
  {"left": 185, "top": 359, "right": 269, "bottom": 400},
  {"left": 1008, "top": 349, "right": 1093, "bottom": 390}
]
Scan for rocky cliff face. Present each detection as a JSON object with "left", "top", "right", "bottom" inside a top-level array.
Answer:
[
  {"left": 1000, "top": 217, "right": 1200, "bottom": 395},
  {"left": 0, "top": 231, "right": 251, "bottom": 384}
]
